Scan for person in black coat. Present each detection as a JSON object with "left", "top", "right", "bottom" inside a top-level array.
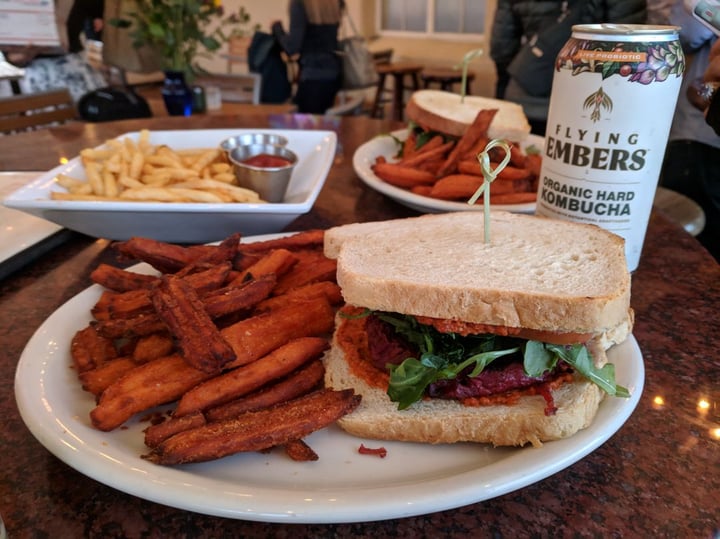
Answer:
[
  {"left": 272, "top": 0, "right": 344, "bottom": 114},
  {"left": 490, "top": 0, "right": 647, "bottom": 135}
]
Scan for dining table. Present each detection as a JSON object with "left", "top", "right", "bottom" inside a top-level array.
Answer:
[{"left": 0, "top": 113, "right": 718, "bottom": 538}]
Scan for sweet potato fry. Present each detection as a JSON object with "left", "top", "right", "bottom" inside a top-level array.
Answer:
[
  {"left": 284, "top": 439, "right": 318, "bottom": 462},
  {"left": 205, "top": 360, "right": 325, "bottom": 421},
  {"left": 236, "top": 229, "right": 325, "bottom": 254},
  {"left": 94, "top": 274, "right": 277, "bottom": 339},
  {"left": 429, "top": 174, "right": 484, "bottom": 200},
  {"left": 220, "top": 297, "right": 335, "bottom": 368},
  {"left": 184, "top": 232, "right": 241, "bottom": 266},
  {"left": 113, "top": 237, "right": 196, "bottom": 273},
  {"left": 174, "top": 337, "right": 329, "bottom": 417},
  {"left": 92, "top": 263, "right": 231, "bottom": 322},
  {"left": 273, "top": 251, "right": 337, "bottom": 295},
  {"left": 143, "top": 388, "right": 361, "bottom": 465},
  {"left": 371, "top": 162, "right": 437, "bottom": 188},
  {"left": 202, "top": 273, "right": 277, "bottom": 318},
  {"left": 229, "top": 248, "right": 298, "bottom": 286},
  {"left": 79, "top": 356, "right": 138, "bottom": 397},
  {"left": 90, "top": 354, "right": 214, "bottom": 431},
  {"left": 436, "top": 109, "right": 498, "bottom": 177},
  {"left": 151, "top": 275, "right": 236, "bottom": 373},
  {"left": 90, "top": 264, "right": 159, "bottom": 292},
  {"left": 400, "top": 140, "right": 453, "bottom": 168},
  {"left": 254, "top": 281, "right": 342, "bottom": 313},
  {"left": 132, "top": 332, "right": 175, "bottom": 363},
  {"left": 410, "top": 185, "right": 433, "bottom": 196},
  {"left": 144, "top": 410, "right": 207, "bottom": 448},
  {"left": 71, "top": 325, "right": 118, "bottom": 372},
  {"left": 401, "top": 132, "right": 417, "bottom": 159}
]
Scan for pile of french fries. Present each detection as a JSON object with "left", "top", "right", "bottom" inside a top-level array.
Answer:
[
  {"left": 372, "top": 109, "right": 542, "bottom": 205},
  {"left": 71, "top": 230, "right": 360, "bottom": 465},
  {"left": 53, "top": 129, "right": 263, "bottom": 203}
]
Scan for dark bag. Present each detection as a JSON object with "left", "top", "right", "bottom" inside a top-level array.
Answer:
[
  {"left": 77, "top": 87, "right": 152, "bottom": 122},
  {"left": 248, "top": 31, "right": 292, "bottom": 104},
  {"left": 507, "top": 1, "right": 584, "bottom": 97},
  {"left": 338, "top": 11, "right": 378, "bottom": 90}
]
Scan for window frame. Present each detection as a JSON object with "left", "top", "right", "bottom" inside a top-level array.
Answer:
[{"left": 375, "top": 0, "right": 486, "bottom": 41}]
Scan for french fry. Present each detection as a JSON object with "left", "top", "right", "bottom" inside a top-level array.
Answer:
[
  {"left": 173, "top": 337, "right": 329, "bottom": 417},
  {"left": 55, "top": 132, "right": 264, "bottom": 203},
  {"left": 143, "top": 388, "right": 361, "bottom": 465}
]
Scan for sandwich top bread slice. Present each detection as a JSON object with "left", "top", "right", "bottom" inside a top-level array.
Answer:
[
  {"left": 405, "top": 89, "right": 532, "bottom": 142},
  {"left": 322, "top": 212, "right": 633, "bottom": 447}
]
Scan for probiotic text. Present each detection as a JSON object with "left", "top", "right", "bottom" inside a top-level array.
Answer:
[{"left": 536, "top": 24, "right": 685, "bottom": 271}]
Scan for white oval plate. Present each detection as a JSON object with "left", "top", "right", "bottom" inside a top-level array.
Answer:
[
  {"left": 353, "top": 131, "right": 544, "bottom": 214},
  {"left": 15, "top": 235, "right": 643, "bottom": 523}
]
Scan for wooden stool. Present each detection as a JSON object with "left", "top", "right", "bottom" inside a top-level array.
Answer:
[
  {"left": 421, "top": 67, "right": 475, "bottom": 94},
  {"left": 371, "top": 62, "right": 424, "bottom": 121}
]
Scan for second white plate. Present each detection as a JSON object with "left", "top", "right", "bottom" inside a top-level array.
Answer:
[{"left": 353, "top": 131, "right": 544, "bottom": 214}]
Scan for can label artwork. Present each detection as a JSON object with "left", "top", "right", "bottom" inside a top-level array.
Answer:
[{"left": 536, "top": 25, "right": 685, "bottom": 271}]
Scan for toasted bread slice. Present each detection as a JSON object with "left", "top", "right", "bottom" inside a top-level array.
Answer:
[
  {"left": 405, "top": 89, "right": 531, "bottom": 141},
  {"left": 324, "top": 212, "right": 631, "bottom": 335}
]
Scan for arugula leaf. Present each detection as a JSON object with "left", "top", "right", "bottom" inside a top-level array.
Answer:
[
  {"left": 370, "top": 313, "right": 630, "bottom": 409},
  {"left": 545, "top": 343, "right": 630, "bottom": 398}
]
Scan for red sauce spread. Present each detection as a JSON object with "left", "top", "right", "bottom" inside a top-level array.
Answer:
[
  {"left": 336, "top": 306, "right": 573, "bottom": 413},
  {"left": 241, "top": 153, "right": 292, "bottom": 168}
]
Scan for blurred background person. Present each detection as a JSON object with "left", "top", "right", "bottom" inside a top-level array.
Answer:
[
  {"left": 660, "top": 1, "right": 719, "bottom": 261},
  {"left": 66, "top": 0, "right": 105, "bottom": 53},
  {"left": 490, "top": 0, "right": 647, "bottom": 135},
  {"left": 272, "top": 0, "right": 344, "bottom": 114},
  {"left": 1, "top": 0, "right": 106, "bottom": 102}
]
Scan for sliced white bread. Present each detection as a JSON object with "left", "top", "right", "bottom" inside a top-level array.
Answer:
[
  {"left": 405, "top": 89, "right": 532, "bottom": 142},
  {"left": 324, "top": 212, "right": 631, "bottom": 335},
  {"left": 323, "top": 321, "right": 606, "bottom": 447}
]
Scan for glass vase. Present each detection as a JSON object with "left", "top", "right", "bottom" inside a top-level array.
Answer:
[{"left": 161, "top": 70, "right": 193, "bottom": 116}]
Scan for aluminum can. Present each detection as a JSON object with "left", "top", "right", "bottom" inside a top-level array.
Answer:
[{"left": 535, "top": 24, "right": 685, "bottom": 271}]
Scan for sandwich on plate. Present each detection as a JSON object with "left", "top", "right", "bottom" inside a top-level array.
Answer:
[
  {"left": 405, "top": 89, "right": 532, "bottom": 143},
  {"left": 323, "top": 212, "right": 633, "bottom": 447}
]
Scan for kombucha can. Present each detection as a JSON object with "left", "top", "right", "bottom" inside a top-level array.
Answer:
[{"left": 535, "top": 24, "right": 685, "bottom": 271}]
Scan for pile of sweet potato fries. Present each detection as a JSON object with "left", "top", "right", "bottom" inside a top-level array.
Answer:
[
  {"left": 71, "top": 230, "right": 360, "bottom": 465},
  {"left": 372, "top": 109, "right": 542, "bottom": 205}
]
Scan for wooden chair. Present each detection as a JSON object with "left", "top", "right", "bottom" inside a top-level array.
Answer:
[
  {"left": 225, "top": 35, "right": 252, "bottom": 74},
  {"left": 0, "top": 89, "right": 76, "bottom": 134},
  {"left": 421, "top": 67, "right": 476, "bottom": 94}
]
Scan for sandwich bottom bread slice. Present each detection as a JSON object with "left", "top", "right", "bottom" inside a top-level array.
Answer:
[{"left": 322, "top": 211, "right": 633, "bottom": 447}]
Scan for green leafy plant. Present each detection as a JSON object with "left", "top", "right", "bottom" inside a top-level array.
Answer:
[{"left": 111, "top": 0, "right": 255, "bottom": 79}]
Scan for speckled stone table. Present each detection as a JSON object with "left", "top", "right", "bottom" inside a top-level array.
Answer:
[{"left": 1, "top": 116, "right": 718, "bottom": 538}]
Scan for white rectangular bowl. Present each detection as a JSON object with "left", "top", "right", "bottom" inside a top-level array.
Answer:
[{"left": 3, "top": 129, "right": 337, "bottom": 243}]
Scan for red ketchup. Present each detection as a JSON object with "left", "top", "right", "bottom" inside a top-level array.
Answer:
[{"left": 241, "top": 154, "right": 292, "bottom": 168}]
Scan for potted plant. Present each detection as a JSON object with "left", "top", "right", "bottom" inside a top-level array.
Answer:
[{"left": 112, "top": 0, "right": 255, "bottom": 115}]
